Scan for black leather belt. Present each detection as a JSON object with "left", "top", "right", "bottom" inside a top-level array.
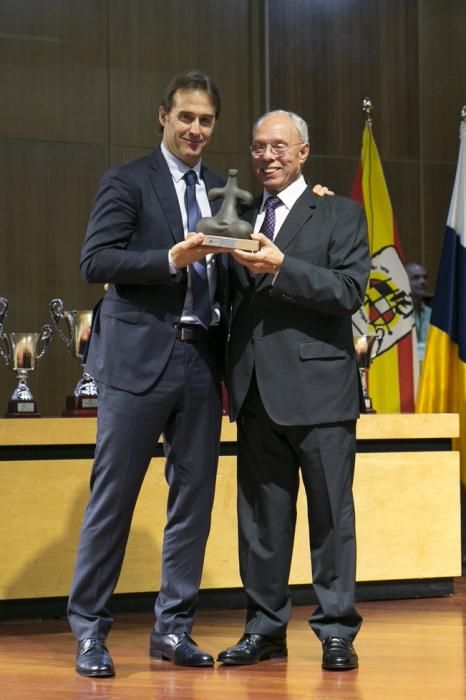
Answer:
[{"left": 175, "top": 324, "right": 208, "bottom": 342}]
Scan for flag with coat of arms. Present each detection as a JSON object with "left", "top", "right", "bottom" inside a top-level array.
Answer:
[{"left": 351, "top": 111, "right": 418, "bottom": 412}]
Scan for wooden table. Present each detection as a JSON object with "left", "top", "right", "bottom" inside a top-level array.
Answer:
[{"left": 0, "top": 414, "right": 461, "bottom": 618}]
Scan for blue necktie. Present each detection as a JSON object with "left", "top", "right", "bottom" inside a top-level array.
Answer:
[
  {"left": 183, "top": 170, "right": 211, "bottom": 328},
  {"left": 260, "top": 195, "right": 282, "bottom": 240}
]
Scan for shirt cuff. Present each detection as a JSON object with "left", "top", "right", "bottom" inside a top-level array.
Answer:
[{"left": 168, "top": 250, "right": 179, "bottom": 275}]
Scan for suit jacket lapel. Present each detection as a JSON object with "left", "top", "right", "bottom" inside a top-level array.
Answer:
[
  {"left": 255, "top": 189, "right": 317, "bottom": 289},
  {"left": 148, "top": 147, "right": 185, "bottom": 244},
  {"left": 237, "top": 200, "right": 260, "bottom": 287},
  {"left": 274, "top": 189, "right": 317, "bottom": 252},
  {"left": 201, "top": 165, "right": 223, "bottom": 216}
]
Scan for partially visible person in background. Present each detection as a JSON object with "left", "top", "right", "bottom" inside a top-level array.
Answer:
[{"left": 406, "top": 262, "right": 432, "bottom": 363}]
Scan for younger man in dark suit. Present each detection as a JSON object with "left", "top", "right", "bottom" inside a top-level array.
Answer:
[
  {"left": 217, "top": 110, "right": 370, "bottom": 671},
  {"left": 68, "top": 70, "right": 226, "bottom": 676}
]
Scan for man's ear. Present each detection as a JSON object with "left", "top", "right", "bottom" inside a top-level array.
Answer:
[
  {"left": 158, "top": 106, "right": 168, "bottom": 129},
  {"left": 299, "top": 142, "right": 310, "bottom": 166}
]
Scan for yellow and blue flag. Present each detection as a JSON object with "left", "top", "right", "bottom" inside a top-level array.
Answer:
[{"left": 417, "top": 118, "right": 466, "bottom": 487}]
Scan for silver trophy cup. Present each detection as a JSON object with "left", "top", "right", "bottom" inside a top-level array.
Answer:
[
  {"left": 353, "top": 334, "right": 378, "bottom": 413},
  {"left": 49, "top": 298, "right": 98, "bottom": 415},
  {"left": 0, "top": 300, "right": 53, "bottom": 417}
]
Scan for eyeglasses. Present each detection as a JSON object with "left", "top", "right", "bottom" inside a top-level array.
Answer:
[{"left": 249, "top": 142, "right": 304, "bottom": 157}]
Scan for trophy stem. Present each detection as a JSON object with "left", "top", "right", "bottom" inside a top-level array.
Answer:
[
  {"left": 62, "top": 366, "right": 98, "bottom": 416},
  {"left": 6, "top": 370, "right": 40, "bottom": 417},
  {"left": 359, "top": 368, "right": 376, "bottom": 414}
]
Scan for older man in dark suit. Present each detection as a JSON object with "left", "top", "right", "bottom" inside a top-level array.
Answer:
[
  {"left": 217, "top": 110, "right": 370, "bottom": 671},
  {"left": 68, "top": 70, "right": 227, "bottom": 676}
]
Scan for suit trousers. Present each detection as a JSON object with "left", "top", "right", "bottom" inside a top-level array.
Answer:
[
  {"left": 236, "top": 377, "right": 362, "bottom": 641},
  {"left": 67, "top": 337, "right": 222, "bottom": 641}
]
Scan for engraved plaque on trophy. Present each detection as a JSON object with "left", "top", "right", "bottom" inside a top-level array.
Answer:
[
  {"left": 49, "top": 298, "right": 98, "bottom": 416},
  {"left": 353, "top": 334, "right": 378, "bottom": 414},
  {"left": 191, "top": 169, "right": 259, "bottom": 252},
  {"left": 0, "top": 299, "right": 53, "bottom": 417}
]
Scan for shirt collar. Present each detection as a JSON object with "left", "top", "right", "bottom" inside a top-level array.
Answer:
[
  {"left": 160, "top": 142, "right": 202, "bottom": 184},
  {"left": 261, "top": 175, "right": 307, "bottom": 211}
]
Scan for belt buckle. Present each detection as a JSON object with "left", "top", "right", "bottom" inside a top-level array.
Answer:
[{"left": 180, "top": 326, "right": 194, "bottom": 341}]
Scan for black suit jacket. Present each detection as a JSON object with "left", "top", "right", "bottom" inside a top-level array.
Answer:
[
  {"left": 80, "top": 146, "right": 227, "bottom": 393},
  {"left": 227, "top": 189, "right": 370, "bottom": 425}
]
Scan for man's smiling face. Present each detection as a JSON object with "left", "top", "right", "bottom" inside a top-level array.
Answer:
[
  {"left": 251, "top": 113, "right": 309, "bottom": 194},
  {"left": 159, "top": 89, "right": 216, "bottom": 167}
]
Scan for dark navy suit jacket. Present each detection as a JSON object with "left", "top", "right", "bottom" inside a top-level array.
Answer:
[{"left": 80, "top": 146, "right": 227, "bottom": 393}]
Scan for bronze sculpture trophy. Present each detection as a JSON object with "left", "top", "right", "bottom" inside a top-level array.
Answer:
[{"left": 194, "top": 169, "right": 259, "bottom": 252}]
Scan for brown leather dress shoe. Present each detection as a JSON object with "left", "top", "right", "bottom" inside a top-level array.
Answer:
[
  {"left": 149, "top": 631, "right": 214, "bottom": 667},
  {"left": 76, "top": 638, "right": 115, "bottom": 677},
  {"left": 217, "top": 633, "right": 287, "bottom": 665},
  {"left": 322, "top": 637, "right": 358, "bottom": 670}
]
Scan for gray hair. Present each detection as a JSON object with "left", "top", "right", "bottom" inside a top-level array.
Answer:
[{"left": 253, "top": 110, "right": 309, "bottom": 143}]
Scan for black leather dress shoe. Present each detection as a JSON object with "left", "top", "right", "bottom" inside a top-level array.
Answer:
[
  {"left": 217, "top": 633, "right": 287, "bottom": 665},
  {"left": 149, "top": 631, "right": 214, "bottom": 667},
  {"left": 322, "top": 637, "right": 358, "bottom": 670},
  {"left": 76, "top": 638, "right": 115, "bottom": 677}
]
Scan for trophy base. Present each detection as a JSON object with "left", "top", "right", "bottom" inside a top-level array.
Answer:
[
  {"left": 364, "top": 398, "right": 377, "bottom": 414},
  {"left": 190, "top": 232, "right": 260, "bottom": 252},
  {"left": 62, "top": 395, "right": 98, "bottom": 417},
  {"left": 5, "top": 399, "right": 40, "bottom": 418}
]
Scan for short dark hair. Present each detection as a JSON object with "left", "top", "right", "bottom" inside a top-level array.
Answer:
[{"left": 160, "top": 69, "right": 221, "bottom": 119}]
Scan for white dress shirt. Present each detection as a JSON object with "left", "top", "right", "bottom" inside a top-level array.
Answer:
[
  {"left": 161, "top": 143, "right": 219, "bottom": 326},
  {"left": 254, "top": 175, "right": 308, "bottom": 239}
]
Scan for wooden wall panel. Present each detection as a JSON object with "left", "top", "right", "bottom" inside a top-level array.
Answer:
[
  {"left": 383, "top": 160, "right": 422, "bottom": 265},
  {"left": 266, "top": 0, "right": 463, "bottom": 291},
  {"left": 306, "top": 155, "right": 358, "bottom": 200},
  {"left": 0, "top": 0, "right": 261, "bottom": 415},
  {"left": 422, "top": 162, "right": 458, "bottom": 288},
  {"left": 0, "top": 139, "right": 108, "bottom": 416},
  {"left": 0, "top": 0, "right": 465, "bottom": 416},
  {"left": 420, "top": 0, "right": 466, "bottom": 163},
  {"left": 109, "top": 0, "right": 262, "bottom": 193},
  {"left": 0, "top": 0, "right": 108, "bottom": 143},
  {"left": 266, "top": 0, "right": 419, "bottom": 160},
  {"left": 419, "top": 0, "right": 466, "bottom": 285}
]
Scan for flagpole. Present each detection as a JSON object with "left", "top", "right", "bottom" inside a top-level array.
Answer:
[
  {"left": 362, "top": 97, "right": 373, "bottom": 127},
  {"left": 353, "top": 96, "right": 418, "bottom": 412}
]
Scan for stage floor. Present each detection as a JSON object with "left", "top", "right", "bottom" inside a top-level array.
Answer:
[{"left": 0, "top": 575, "right": 465, "bottom": 700}]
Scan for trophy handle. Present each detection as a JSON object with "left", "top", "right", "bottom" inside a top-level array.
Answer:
[
  {"left": 35, "top": 324, "right": 54, "bottom": 361},
  {"left": 49, "top": 297, "right": 73, "bottom": 350},
  {"left": 0, "top": 297, "right": 10, "bottom": 366},
  {"left": 0, "top": 334, "right": 10, "bottom": 366},
  {"left": 0, "top": 296, "right": 8, "bottom": 330}
]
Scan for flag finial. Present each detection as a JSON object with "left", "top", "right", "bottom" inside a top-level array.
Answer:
[
  {"left": 362, "top": 97, "right": 373, "bottom": 124},
  {"left": 461, "top": 105, "right": 466, "bottom": 121}
]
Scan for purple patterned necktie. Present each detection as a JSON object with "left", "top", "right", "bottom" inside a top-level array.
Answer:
[
  {"left": 183, "top": 170, "right": 211, "bottom": 329},
  {"left": 260, "top": 195, "right": 282, "bottom": 240}
]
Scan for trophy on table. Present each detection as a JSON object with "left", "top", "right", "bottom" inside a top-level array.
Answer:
[
  {"left": 49, "top": 298, "right": 98, "bottom": 416},
  {"left": 353, "top": 334, "right": 378, "bottom": 413},
  {"left": 193, "top": 169, "right": 259, "bottom": 252},
  {"left": 0, "top": 297, "right": 53, "bottom": 417}
]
